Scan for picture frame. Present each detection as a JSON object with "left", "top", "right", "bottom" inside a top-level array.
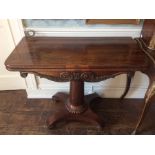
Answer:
[{"left": 86, "top": 19, "right": 141, "bottom": 25}]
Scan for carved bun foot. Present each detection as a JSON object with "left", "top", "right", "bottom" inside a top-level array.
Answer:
[{"left": 46, "top": 92, "right": 104, "bottom": 129}]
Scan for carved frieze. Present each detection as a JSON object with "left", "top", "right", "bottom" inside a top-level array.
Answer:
[
  {"left": 37, "top": 71, "right": 122, "bottom": 82},
  {"left": 20, "top": 71, "right": 124, "bottom": 82}
]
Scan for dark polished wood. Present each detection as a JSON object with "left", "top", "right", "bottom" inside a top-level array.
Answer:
[
  {"left": 120, "top": 72, "right": 135, "bottom": 100},
  {"left": 47, "top": 92, "right": 104, "bottom": 129},
  {"left": 5, "top": 34, "right": 155, "bottom": 134},
  {"left": 1, "top": 90, "right": 155, "bottom": 135},
  {"left": 5, "top": 37, "right": 150, "bottom": 72},
  {"left": 141, "top": 19, "right": 155, "bottom": 50},
  {"left": 68, "top": 81, "right": 85, "bottom": 113}
]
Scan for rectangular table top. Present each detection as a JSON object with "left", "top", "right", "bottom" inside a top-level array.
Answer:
[{"left": 5, "top": 37, "right": 150, "bottom": 71}]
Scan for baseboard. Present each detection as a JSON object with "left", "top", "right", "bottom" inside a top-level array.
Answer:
[
  {"left": 26, "top": 87, "right": 147, "bottom": 99},
  {"left": 0, "top": 75, "right": 26, "bottom": 90}
]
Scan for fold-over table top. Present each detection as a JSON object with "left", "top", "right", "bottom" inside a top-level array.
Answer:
[{"left": 5, "top": 37, "right": 151, "bottom": 72}]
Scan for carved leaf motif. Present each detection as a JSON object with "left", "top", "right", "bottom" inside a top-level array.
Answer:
[
  {"left": 60, "top": 72, "right": 95, "bottom": 81},
  {"left": 25, "top": 71, "right": 124, "bottom": 82},
  {"left": 59, "top": 72, "right": 120, "bottom": 82}
]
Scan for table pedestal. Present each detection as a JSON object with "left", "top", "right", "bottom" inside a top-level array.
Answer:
[{"left": 46, "top": 80, "right": 104, "bottom": 129}]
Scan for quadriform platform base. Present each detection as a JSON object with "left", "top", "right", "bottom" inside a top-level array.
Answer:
[{"left": 5, "top": 37, "right": 155, "bottom": 134}]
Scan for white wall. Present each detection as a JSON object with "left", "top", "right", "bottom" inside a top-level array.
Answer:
[{"left": 0, "top": 19, "right": 26, "bottom": 90}]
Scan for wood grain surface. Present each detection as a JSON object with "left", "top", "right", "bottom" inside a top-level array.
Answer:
[
  {"left": 5, "top": 37, "right": 150, "bottom": 71},
  {"left": 0, "top": 90, "right": 155, "bottom": 135}
]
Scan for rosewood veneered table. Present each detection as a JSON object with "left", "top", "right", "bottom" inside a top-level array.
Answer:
[{"left": 5, "top": 34, "right": 155, "bottom": 134}]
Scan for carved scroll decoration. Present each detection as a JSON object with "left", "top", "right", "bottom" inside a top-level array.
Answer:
[
  {"left": 38, "top": 71, "right": 123, "bottom": 82},
  {"left": 20, "top": 71, "right": 126, "bottom": 82},
  {"left": 20, "top": 72, "right": 28, "bottom": 78},
  {"left": 59, "top": 71, "right": 121, "bottom": 82}
]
